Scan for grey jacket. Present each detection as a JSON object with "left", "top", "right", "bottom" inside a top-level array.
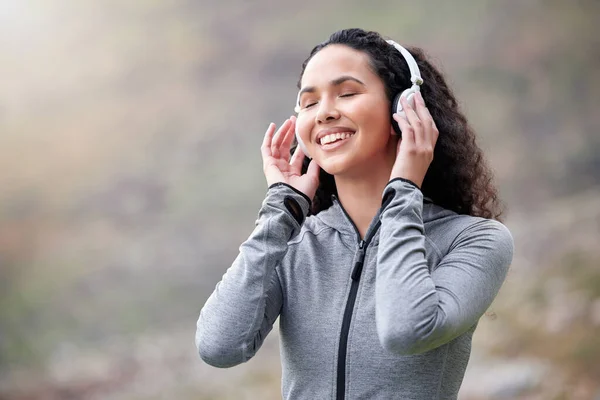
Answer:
[{"left": 195, "top": 178, "right": 514, "bottom": 399}]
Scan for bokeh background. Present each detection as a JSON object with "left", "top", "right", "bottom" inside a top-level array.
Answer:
[{"left": 1, "top": 0, "right": 599, "bottom": 399}]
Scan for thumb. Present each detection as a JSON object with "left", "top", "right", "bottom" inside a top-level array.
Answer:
[{"left": 306, "top": 159, "right": 321, "bottom": 184}]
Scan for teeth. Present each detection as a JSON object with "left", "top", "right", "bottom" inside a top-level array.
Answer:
[{"left": 319, "top": 132, "right": 354, "bottom": 145}]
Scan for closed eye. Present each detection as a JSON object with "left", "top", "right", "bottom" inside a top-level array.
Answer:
[{"left": 302, "top": 93, "right": 356, "bottom": 109}]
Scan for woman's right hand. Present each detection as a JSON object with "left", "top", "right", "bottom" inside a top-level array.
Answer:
[{"left": 261, "top": 116, "right": 320, "bottom": 200}]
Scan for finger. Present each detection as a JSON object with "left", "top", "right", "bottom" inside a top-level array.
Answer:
[
  {"left": 421, "top": 102, "right": 439, "bottom": 150},
  {"left": 306, "top": 158, "right": 321, "bottom": 185},
  {"left": 418, "top": 93, "right": 440, "bottom": 147},
  {"left": 413, "top": 91, "right": 431, "bottom": 120},
  {"left": 431, "top": 119, "right": 440, "bottom": 147},
  {"left": 271, "top": 119, "right": 291, "bottom": 159},
  {"left": 414, "top": 92, "right": 435, "bottom": 148},
  {"left": 261, "top": 123, "right": 276, "bottom": 159},
  {"left": 401, "top": 96, "right": 424, "bottom": 147},
  {"left": 290, "top": 142, "right": 305, "bottom": 174},
  {"left": 393, "top": 113, "right": 415, "bottom": 150},
  {"left": 280, "top": 116, "right": 297, "bottom": 162}
]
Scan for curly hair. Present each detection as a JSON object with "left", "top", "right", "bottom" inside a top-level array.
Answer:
[{"left": 295, "top": 28, "right": 505, "bottom": 221}]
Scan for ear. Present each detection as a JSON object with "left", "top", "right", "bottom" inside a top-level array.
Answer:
[
  {"left": 389, "top": 126, "right": 400, "bottom": 152},
  {"left": 390, "top": 117, "right": 402, "bottom": 137}
]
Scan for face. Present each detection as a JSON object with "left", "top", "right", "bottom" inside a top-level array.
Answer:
[{"left": 296, "top": 44, "right": 396, "bottom": 176}]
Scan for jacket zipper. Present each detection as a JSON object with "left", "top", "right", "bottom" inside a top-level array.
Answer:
[{"left": 334, "top": 196, "right": 382, "bottom": 400}]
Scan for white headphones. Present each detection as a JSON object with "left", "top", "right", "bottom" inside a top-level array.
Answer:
[
  {"left": 386, "top": 40, "right": 424, "bottom": 135},
  {"left": 294, "top": 39, "right": 424, "bottom": 158}
]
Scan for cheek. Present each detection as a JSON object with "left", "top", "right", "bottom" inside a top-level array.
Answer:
[
  {"left": 295, "top": 114, "right": 313, "bottom": 144},
  {"left": 353, "top": 99, "right": 391, "bottom": 132}
]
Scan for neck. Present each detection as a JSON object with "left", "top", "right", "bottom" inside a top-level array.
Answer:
[{"left": 334, "top": 148, "right": 396, "bottom": 239}]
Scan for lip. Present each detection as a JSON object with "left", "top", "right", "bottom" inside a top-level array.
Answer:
[
  {"left": 315, "top": 126, "right": 356, "bottom": 145},
  {"left": 319, "top": 134, "right": 354, "bottom": 152}
]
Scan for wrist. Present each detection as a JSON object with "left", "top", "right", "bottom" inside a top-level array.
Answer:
[
  {"left": 268, "top": 182, "right": 312, "bottom": 205},
  {"left": 389, "top": 170, "right": 423, "bottom": 189}
]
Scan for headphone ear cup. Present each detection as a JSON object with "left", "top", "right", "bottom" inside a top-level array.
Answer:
[
  {"left": 391, "top": 88, "right": 418, "bottom": 136},
  {"left": 391, "top": 93, "right": 403, "bottom": 136},
  {"left": 295, "top": 122, "right": 311, "bottom": 159},
  {"left": 405, "top": 91, "right": 416, "bottom": 110}
]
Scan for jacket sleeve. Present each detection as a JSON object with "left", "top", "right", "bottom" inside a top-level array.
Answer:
[
  {"left": 195, "top": 183, "right": 311, "bottom": 367},
  {"left": 375, "top": 178, "right": 514, "bottom": 355}
]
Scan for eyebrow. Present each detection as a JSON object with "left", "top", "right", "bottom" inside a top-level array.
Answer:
[{"left": 298, "top": 75, "right": 366, "bottom": 98}]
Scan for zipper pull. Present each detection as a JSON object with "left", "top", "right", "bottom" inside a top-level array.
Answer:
[{"left": 351, "top": 240, "right": 367, "bottom": 281}]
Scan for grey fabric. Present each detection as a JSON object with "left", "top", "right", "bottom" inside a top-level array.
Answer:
[{"left": 196, "top": 179, "right": 514, "bottom": 399}]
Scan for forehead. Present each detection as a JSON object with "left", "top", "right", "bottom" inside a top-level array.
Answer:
[{"left": 301, "top": 44, "right": 377, "bottom": 87}]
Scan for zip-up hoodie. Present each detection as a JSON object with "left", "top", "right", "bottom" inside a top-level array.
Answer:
[{"left": 195, "top": 178, "right": 514, "bottom": 400}]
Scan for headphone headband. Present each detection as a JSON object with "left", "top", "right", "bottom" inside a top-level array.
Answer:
[{"left": 385, "top": 40, "right": 423, "bottom": 87}]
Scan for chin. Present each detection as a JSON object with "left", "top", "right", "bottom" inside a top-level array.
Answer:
[{"left": 315, "top": 152, "right": 359, "bottom": 177}]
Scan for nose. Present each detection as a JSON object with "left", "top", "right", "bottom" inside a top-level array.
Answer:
[{"left": 316, "top": 98, "right": 340, "bottom": 124}]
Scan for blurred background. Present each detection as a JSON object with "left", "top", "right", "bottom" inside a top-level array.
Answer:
[{"left": 0, "top": 0, "right": 598, "bottom": 399}]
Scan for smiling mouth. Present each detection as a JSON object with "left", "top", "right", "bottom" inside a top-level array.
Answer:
[{"left": 319, "top": 132, "right": 355, "bottom": 146}]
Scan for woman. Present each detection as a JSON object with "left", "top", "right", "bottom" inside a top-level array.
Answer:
[{"left": 196, "top": 28, "right": 514, "bottom": 400}]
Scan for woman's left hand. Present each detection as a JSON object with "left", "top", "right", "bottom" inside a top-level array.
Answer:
[{"left": 390, "top": 91, "right": 439, "bottom": 188}]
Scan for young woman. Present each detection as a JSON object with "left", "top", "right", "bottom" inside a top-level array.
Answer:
[{"left": 196, "top": 28, "right": 514, "bottom": 400}]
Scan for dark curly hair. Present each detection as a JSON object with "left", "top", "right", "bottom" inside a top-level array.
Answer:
[{"left": 295, "top": 28, "right": 505, "bottom": 221}]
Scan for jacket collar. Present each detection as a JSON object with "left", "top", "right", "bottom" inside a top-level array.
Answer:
[{"left": 313, "top": 194, "right": 442, "bottom": 238}]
